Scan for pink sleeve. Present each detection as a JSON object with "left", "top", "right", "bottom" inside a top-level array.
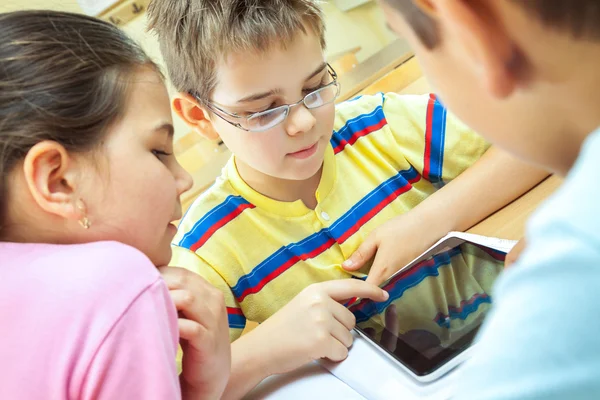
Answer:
[{"left": 78, "top": 278, "right": 181, "bottom": 400}]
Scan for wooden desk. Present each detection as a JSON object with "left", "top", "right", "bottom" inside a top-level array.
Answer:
[
  {"left": 328, "top": 46, "right": 362, "bottom": 76},
  {"left": 337, "top": 39, "right": 413, "bottom": 102},
  {"left": 468, "top": 175, "right": 562, "bottom": 239}
]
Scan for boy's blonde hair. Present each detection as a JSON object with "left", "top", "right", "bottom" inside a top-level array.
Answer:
[{"left": 147, "top": 0, "right": 326, "bottom": 101}]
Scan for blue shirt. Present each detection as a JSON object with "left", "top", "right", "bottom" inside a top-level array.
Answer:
[{"left": 456, "top": 128, "right": 600, "bottom": 399}]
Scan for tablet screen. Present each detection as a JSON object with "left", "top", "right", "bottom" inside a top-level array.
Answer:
[{"left": 349, "top": 241, "right": 506, "bottom": 377}]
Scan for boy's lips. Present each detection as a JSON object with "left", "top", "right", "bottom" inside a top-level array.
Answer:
[{"left": 288, "top": 142, "right": 318, "bottom": 159}]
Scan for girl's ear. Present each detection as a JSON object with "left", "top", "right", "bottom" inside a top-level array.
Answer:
[{"left": 22, "top": 140, "right": 84, "bottom": 221}]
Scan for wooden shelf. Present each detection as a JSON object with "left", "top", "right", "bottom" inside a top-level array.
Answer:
[{"left": 97, "top": 0, "right": 150, "bottom": 26}]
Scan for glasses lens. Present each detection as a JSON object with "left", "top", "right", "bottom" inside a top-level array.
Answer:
[
  {"left": 305, "top": 83, "right": 340, "bottom": 109},
  {"left": 246, "top": 107, "right": 288, "bottom": 132}
]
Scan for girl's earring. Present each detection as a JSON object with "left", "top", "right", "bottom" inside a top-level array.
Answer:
[{"left": 76, "top": 199, "right": 91, "bottom": 230}]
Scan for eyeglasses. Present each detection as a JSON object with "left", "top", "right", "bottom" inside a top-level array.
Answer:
[{"left": 197, "top": 64, "right": 340, "bottom": 133}]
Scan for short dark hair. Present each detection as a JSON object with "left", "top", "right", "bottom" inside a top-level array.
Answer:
[
  {"left": 386, "top": 0, "right": 600, "bottom": 48},
  {"left": 517, "top": 0, "right": 600, "bottom": 40},
  {"left": 386, "top": 0, "right": 439, "bottom": 49}
]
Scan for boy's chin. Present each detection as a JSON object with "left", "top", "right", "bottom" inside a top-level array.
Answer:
[{"left": 283, "top": 160, "right": 324, "bottom": 181}]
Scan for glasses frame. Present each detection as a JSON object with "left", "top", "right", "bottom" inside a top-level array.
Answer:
[{"left": 195, "top": 63, "right": 340, "bottom": 133}]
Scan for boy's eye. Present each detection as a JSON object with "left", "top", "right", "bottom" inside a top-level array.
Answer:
[
  {"left": 245, "top": 102, "right": 276, "bottom": 116},
  {"left": 242, "top": 80, "right": 328, "bottom": 116},
  {"left": 303, "top": 81, "right": 327, "bottom": 94}
]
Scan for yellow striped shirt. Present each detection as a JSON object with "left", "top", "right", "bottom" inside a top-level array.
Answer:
[{"left": 171, "top": 93, "right": 490, "bottom": 341}]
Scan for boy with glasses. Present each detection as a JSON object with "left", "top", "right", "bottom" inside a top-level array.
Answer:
[
  {"left": 148, "top": 0, "right": 547, "bottom": 396},
  {"left": 197, "top": 64, "right": 341, "bottom": 133}
]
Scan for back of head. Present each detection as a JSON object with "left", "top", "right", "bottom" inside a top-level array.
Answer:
[
  {"left": 0, "top": 10, "right": 157, "bottom": 236},
  {"left": 381, "top": 0, "right": 600, "bottom": 175},
  {"left": 147, "top": 0, "right": 325, "bottom": 101},
  {"left": 386, "top": 0, "right": 600, "bottom": 49}
]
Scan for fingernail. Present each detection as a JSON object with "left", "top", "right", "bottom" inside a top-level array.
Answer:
[
  {"left": 382, "top": 291, "right": 389, "bottom": 300},
  {"left": 343, "top": 260, "right": 353, "bottom": 268}
]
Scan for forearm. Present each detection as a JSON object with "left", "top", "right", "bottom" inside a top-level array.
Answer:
[
  {"left": 416, "top": 146, "right": 549, "bottom": 235},
  {"left": 221, "top": 329, "right": 273, "bottom": 400}
]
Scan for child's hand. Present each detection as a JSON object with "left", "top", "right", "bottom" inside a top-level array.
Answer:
[
  {"left": 253, "top": 279, "right": 388, "bottom": 375},
  {"left": 159, "top": 267, "right": 231, "bottom": 400},
  {"left": 343, "top": 212, "right": 442, "bottom": 286}
]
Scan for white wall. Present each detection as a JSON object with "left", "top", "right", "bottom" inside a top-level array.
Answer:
[
  {"left": 0, "top": 0, "right": 82, "bottom": 12},
  {"left": 122, "top": 15, "right": 191, "bottom": 140},
  {"left": 322, "top": 1, "right": 396, "bottom": 62}
]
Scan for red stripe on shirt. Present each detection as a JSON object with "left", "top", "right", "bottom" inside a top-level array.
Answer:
[
  {"left": 336, "top": 173, "right": 421, "bottom": 244},
  {"left": 333, "top": 118, "right": 389, "bottom": 154},
  {"left": 237, "top": 237, "right": 337, "bottom": 302},
  {"left": 190, "top": 203, "right": 256, "bottom": 252},
  {"left": 226, "top": 307, "right": 244, "bottom": 316},
  {"left": 423, "top": 93, "right": 437, "bottom": 180}
]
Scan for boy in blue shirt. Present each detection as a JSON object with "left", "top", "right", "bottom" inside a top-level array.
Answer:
[{"left": 380, "top": 0, "right": 600, "bottom": 398}]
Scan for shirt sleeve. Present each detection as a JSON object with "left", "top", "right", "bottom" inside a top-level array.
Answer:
[
  {"left": 383, "top": 92, "right": 490, "bottom": 186},
  {"left": 171, "top": 244, "right": 246, "bottom": 342},
  {"left": 455, "top": 222, "right": 600, "bottom": 399},
  {"left": 79, "top": 279, "right": 181, "bottom": 400}
]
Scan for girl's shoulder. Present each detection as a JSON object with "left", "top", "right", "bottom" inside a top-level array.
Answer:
[{"left": 1, "top": 240, "right": 161, "bottom": 307}]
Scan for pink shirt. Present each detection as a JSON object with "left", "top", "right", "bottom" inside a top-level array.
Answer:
[{"left": 0, "top": 241, "right": 181, "bottom": 399}]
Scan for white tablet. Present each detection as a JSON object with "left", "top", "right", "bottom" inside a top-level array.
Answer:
[{"left": 348, "top": 236, "right": 507, "bottom": 383}]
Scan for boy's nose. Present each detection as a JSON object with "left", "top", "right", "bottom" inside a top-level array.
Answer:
[{"left": 284, "top": 104, "right": 317, "bottom": 137}]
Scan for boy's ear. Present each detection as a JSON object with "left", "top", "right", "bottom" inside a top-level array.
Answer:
[
  {"left": 22, "top": 141, "right": 83, "bottom": 222},
  {"left": 411, "top": 0, "right": 437, "bottom": 18},
  {"left": 428, "top": 0, "right": 519, "bottom": 99},
  {"left": 172, "top": 93, "right": 220, "bottom": 141}
]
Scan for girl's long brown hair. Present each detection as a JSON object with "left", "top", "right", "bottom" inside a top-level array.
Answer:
[{"left": 0, "top": 10, "right": 159, "bottom": 236}]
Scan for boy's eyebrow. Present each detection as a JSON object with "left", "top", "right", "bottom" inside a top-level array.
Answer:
[
  {"left": 235, "top": 62, "right": 328, "bottom": 104},
  {"left": 236, "top": 88, "right": 282, "bottom": 104},
  {"left": 305, "top": 62, "right": 328, "bottom": 82}
]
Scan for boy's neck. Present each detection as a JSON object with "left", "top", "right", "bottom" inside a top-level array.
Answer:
[{"left": 235, "top": 158, "right": 322, "bottom": 209}]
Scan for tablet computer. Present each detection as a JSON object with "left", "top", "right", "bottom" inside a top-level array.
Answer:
[{"left": 348, "top": 235, "right": 507, "bottom": 383}]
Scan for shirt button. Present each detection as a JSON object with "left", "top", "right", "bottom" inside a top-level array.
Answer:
[{"left": 321, "top": 211, "right": 331, "bottom": 221}]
